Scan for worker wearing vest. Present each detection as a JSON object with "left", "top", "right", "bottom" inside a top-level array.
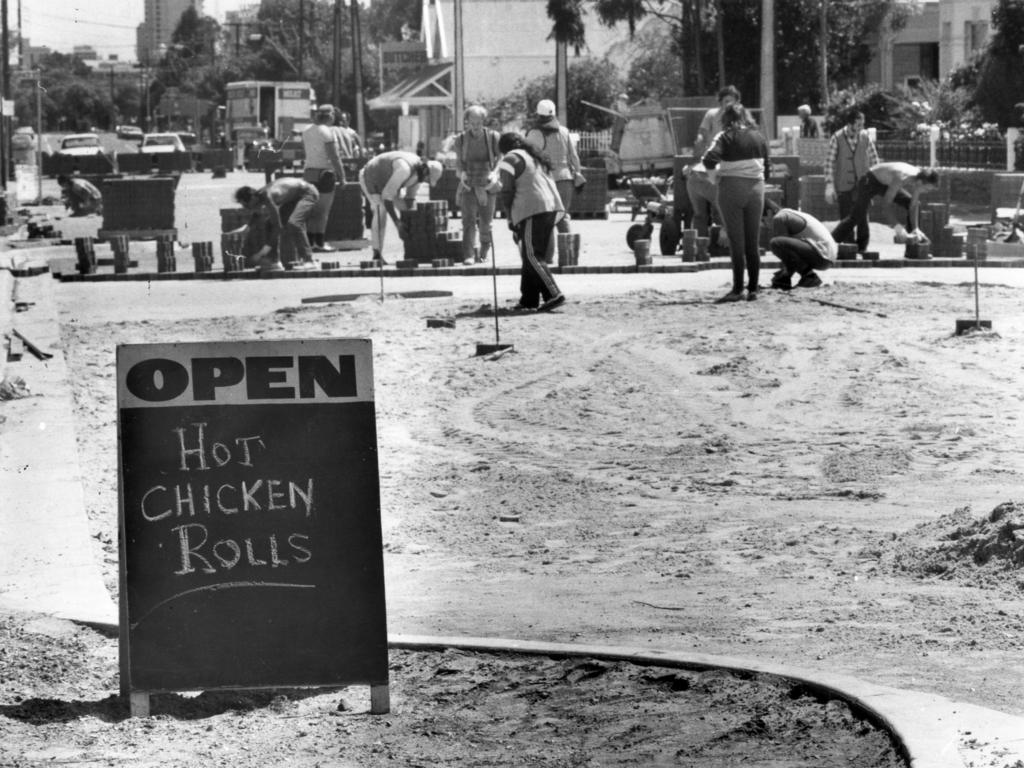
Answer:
[
  {"left": 497, "top": 132, "right": 566, "bottom": 313},
  {"left": 525, "top": 100, "right": 586, "bottom": 245},
  {"left": 824, "top": 108, "right": 879, "bottom": 253},
  {"left": 453, "top": 105, "right": 502, "bottom": 265}
]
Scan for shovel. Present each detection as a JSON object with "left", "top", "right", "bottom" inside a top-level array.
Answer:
[{"left": 1005, "top": 176, "right": 1024, "bottom": 243}]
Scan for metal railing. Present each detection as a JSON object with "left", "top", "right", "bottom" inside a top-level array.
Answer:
[
  {"left": 874, "top": 138, "right": 1007, "bottom": 169},
  {"left": 577, "top": 130, "right": 612, "bottom": 153}
]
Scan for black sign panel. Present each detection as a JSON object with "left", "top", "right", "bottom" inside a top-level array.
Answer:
[{"left": 117, "top": 340, "right": 386, "bottom": 693}]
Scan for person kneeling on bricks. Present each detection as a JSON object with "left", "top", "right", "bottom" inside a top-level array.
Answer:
[{"left": 768, "top": 207, "right": 837, "bottom": 290}]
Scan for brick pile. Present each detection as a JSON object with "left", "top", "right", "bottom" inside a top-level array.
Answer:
[{"left": 400, "top": 201, "right": 461, "bottom": 264}]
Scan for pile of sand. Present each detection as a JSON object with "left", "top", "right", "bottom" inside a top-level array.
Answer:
[{"left": 874, "top": 502, "right": 1024, "bottom": 591}]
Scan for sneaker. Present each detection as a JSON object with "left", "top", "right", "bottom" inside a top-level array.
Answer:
[
  {"left": 713, "top": 290, "right": 744, "bottom": 304},
  {"left": 770, "top": 273, "right": 792, "bottom": 290},
  {"left": 537, "top": 294, "right": 566, "bottom": 313},
  {"left": 313, "top": 244, "right": 336, "bottom": 253},
  {"left": 746, "top": 290, "right": 759, "bottom": 301},
  {"left": 797, "top": 272, "right": 823, "bottom": 288},
  {"left": 512, "top": 302, "right": 537, "bottom": 312}
]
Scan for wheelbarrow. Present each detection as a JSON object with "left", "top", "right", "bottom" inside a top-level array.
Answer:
[{"left": 625, "top": 178, "right": 680, "bottom": 256}]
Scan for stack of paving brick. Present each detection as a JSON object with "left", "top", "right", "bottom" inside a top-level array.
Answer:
[
  {"left": 325, "top": 182, "right": 366, "bottom": 241},
  {"left": 570, "top": 167, "right": 609, "bottom": 219},
  {"left": 798, "top": 175, "right": 838, "bottom": 222},
  {"left": 75, "top": 237, "right": 97, "bottom": 275},
  {"left": 966, "top": 226, "right": 990, "bottom": 261},
  {"left": 102, "top": 177, "right": 176, "bottom": 231},
  {"left": 429, "top": 169, "right": 461, "bottom": 217},
  {"left": 109, "top": 235, "right": 130, "bottom": 274},
  {"left": 919, "top": 202, "right": 962, "bottom": 259},
  {"left": 192, "top": 242, "right": 215, "bottom": 272},
  {"left": 401, "top": 201, "right": 459, "bottom": 264},
  {"left": 221, "top": 232, "right": 246, "bottom": 272},
  {"left": 156, "top": 237, "right": 177, "bottom": 272}
]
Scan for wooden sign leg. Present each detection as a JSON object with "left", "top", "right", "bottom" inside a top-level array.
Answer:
[
  {"left": 370, "top": 684, "right": 390, "bottom": 714},
  {"left": 129, "top": 692, "right": 151, "bottom": 718}
]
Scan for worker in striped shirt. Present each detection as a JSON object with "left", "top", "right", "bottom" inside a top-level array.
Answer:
[{"left": 496, "top": 132, "right": 566, "bottom": 313}]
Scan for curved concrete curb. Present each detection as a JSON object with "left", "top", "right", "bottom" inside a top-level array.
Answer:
[{"left": 391, "top": 634, "right": 1024, "bottom": 768}]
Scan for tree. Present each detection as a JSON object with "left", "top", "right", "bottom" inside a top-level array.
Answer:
[
  {"left": 545, "top": 0, "right": 910, "bottom": 110},
  {"left": 972, "top": 0, "right": 1024, "bottom": 129}
]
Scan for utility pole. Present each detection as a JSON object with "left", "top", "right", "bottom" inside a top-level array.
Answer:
[
  {"left": 555, "top": 41, "right": 567, "bottom": 125},
  {"left": 332, "top": 0, "right": 341, "bottom": 106},
  {"left": 350, "top": 0, "right": 365, "bottom": 141},
  {"left": 298, "top": 0, "right": 305, "bottom": 79},
  {"left": 2, "top": 0, "right": 10, "bottom": 189},
  {"left": 453, "top": 0, "right": 463, "bottom": 128},
  {"left": 760, "top": 0, "right": 775, "bottom": 140},
  {"left": 819, "top": 0, "right": 829, "bottom": 107}
]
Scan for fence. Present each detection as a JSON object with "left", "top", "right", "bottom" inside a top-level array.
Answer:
[
  {"left": 577, "top": 130, "right": 612, "bottom": 153},
  {"left": 872, "top": 138, "right": 1006, "bottom": 170}
]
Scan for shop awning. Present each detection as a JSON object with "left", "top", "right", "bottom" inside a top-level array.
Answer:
[{"left": 367, "top": 62, "right": 453, "bottom": 111}]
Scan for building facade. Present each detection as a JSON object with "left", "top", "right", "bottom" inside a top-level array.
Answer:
[{"left": 137, "top": 0, "right": 204, "bottom": 66}]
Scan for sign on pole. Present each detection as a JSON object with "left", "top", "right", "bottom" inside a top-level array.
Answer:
[{"left": 116, "top": 339, "right": 388, "bottom": 716}]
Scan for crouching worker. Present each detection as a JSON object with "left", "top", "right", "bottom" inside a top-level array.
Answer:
[
  {"left": 58, "top": 174, "right": 103, "bottom": 217},
  {"left": 768, "top": 208, "right": 837, "bottom": 290},
  {"left": 234, "top": 177, "right": 320, "bottom": 273}
]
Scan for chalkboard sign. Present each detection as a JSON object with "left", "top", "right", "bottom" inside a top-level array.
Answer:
[{"left": 117, "top": 340, "right": 387, "bottom": 699}]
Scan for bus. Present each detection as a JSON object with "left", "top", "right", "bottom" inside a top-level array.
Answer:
[{"left": 225, "top": 80, "right": 316, "bottom": 143}]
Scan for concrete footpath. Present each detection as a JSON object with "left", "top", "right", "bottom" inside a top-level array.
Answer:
[{"left": 4, "top": 234, "right": 1024, "bottom": 766}]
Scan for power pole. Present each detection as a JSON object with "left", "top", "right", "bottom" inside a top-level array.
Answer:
[
  {"left": 351, "top": 0, "right": 366, "bottom": 141},
  {"left": 760, "top": 0, "right": 775, "bottom": 139},
  {"left": 453, "top": 0, "right": 463, "bottom": 128},
  {"left": 555, "top": 41, "right": 567, "bottom": 125},
  {"left": 298, "top": 0, "right": 305, "bottom": 79},
  {"left": 1, "top": 0, "right": 10, "bottom": 189},
  {"left": 332, "top": 0, "right": 341, "bottom": 105},
  {"left": 819, "top": 0, "right": 829, "bottom": 108}
]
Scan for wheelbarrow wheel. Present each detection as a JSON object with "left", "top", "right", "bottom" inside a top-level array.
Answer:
[
  {"left": 626, "top": 222, "right": 654, "bottom": 250},
  {"left": 660, "top": 216, "right": 681, "bottom": 255}
]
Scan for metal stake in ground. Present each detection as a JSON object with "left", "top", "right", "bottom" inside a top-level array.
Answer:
[
  {"left": 955, "top": 244, "right": 992, "bottom": 335},
  {"left": 476, "top": 238, "right": 514, "bottom": 356}
]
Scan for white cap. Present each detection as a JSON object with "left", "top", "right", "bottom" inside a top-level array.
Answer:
[
  {"left": 536, "top": 99, "right": 556, "bottom": 117},
  {"left": 426, "top": 160, "right": 443, "bottom": 186},
  {"left": 797, "top": 104, "right": 811, "bottom": 115}
]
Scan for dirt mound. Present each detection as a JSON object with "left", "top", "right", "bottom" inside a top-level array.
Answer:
[{"left": 873, "top": 502, "right": 1024, "bottom": 591}]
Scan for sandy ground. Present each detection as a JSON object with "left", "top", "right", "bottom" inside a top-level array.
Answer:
[
  {"left": 5, "top": 266, "right": 1024, "bottom": 764},
  {"left": 3, "top": 171, "right": 1024, "bottom": 764}
]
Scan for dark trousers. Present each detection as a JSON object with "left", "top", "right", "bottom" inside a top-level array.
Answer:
[
  {"left": 835, "top": 188, "right": 869, "bottom": 252},
  {"left": 716, "top": 176, "right": 764, "bottom": 292},
  {"left": 832, "top": 173, "right": 913, "bottom": 251},
  {"left": 515, "top": 212, "right": 561, "bottom": 308},
  {"left": 770, "top": 237, "right": 831, "bottom": 275}
]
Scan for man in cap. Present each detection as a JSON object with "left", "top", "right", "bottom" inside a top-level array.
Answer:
[
  {"left": 525, "top": 99, "right": 586, "bottom": 250},
  {"left": 302, "top": 103, "right": 348, "bottom": 252},
  {"left": 358, "top": 151, "right": 443, "bottom": 263}
]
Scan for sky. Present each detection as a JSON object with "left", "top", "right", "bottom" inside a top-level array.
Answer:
[{"left": 19, "top": 0, "right": 251, "bottom": 61}]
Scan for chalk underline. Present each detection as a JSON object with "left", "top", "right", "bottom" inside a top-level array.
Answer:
[{"left": 130, "top": 581, "right": 316, "bottom": 630}]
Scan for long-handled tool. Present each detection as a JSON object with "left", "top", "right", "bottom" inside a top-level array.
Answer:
[
  {"left": 475, "top": 238, "right": 514, "bottom": 356},
  {"left": 1004, "top": 176, "right": 1024, "bottom": 243}
]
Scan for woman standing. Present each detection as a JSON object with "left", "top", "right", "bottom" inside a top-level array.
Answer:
[
  {"left": 702, "top": 104, "right": 770, "bottom": 302},
  {"left": 496, "top": 132, "right": 566, "bottom": 312}
]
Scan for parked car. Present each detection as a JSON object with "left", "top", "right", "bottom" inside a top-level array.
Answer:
[
  {"left": 175, "top": 132, "right": 198, "bottom": 151},
  {"left": 140, "top": 133, "right": 188, "bottom": 154},
  {"left": 58, "top": 133, "right": 104, "bottom": 157},
  {"left": 117, "top": 125, "right": 144, "bottom": 141}
]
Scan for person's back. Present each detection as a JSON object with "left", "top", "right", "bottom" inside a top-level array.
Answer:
[{"left": 361, "top": 151, "right": 421, "bottom": 196}]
